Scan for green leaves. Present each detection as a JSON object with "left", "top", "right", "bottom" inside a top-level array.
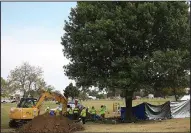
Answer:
[
  {"left": 61, "top": 2, "right": 189, "bottom": 96},
  {"left": 64, "top": 83, "right": 80, "bottom": 99},
  {"left": 148, "top": 50, "right": 189, "bottom": 91}
]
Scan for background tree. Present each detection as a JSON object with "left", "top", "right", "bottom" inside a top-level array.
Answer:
[
  {"left": 34, "top": 78, "right": 46, "bottom": 90},
  {"left": 78, "top": 91, "right": 88, "bottom": 100},
  {"left": 1, "top": 77, "right": 9, "bottom": 97},
  {"left": 64, "top": 83, "right": 80, "bottom": 100},
  {"left": 61, "top": 2, "right": 189, "bottom": 121},
  {"left": 7, "top": 62, "right": 43, "bottom": 97},
  {"left": 45, "top": 85, "right": 55, "bottom": 92},
  {"left": 88, "top": 90, "right": 105, "bottom": 99},
  {"left": 160, "top": 88, "right": 172, "bottom": 98},
  {"left": 161, "top": 87, "right": 186, "bottom": 99},
  {"left": 106, "top": 88, "right": 122, "bottom": 98},
  {"left": 88, "top": 90, "right": 99, "bottom": 97},
  {"left": 1, "top": 77, "right": 6, "bottom": 88},
  {"left": 1, "top": 77, "right": 17, "bottom": 97},
  {"left": 27, "top": 90, "right": 40, "bottom": 98},
  {"left": 27, "top": 84, "right": 55, "bottom": 98},
  {"left": 96, "top": 93, "right": 105, "bottom": 99}
]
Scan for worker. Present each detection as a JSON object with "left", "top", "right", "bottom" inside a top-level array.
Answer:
[
  {"left": 73, "top": 105, "right": 79, "bottom": 120},
  {"left": 89, "top": 106, "right": 96, "bottom": 121},
  {"left": 55, "top": 108, "right": 60, "bottom": 116},
  {"left": 100, "top": 105, "right": 105, "bottom": 120},
  {"left": 68, "top": 106, "right": 73, "bottom": 120},
  {"left": 117, "top": 103, "right": 120, "bottom": 114},
  {"left": 45, "top": 106, "right": 50, "bottom": 113},
  {"left": 80, "top": 107, "right": 87, "bottom": 124},
  {"left": 25, "top": 100, "right": 33, "bottom": 108},
  {"left": 58, "top": 104, "right": 62, "bottom": 116},
  {"left": 86, "top": 107, "right": 89, "bottom": 119}
]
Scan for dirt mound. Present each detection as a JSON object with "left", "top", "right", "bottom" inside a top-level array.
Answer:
[{"left": 17, "top": 113, "right": 84, "bottom": 133}]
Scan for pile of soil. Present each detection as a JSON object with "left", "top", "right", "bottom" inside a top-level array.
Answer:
[{"left": 17, "top": 113, "right": 84, "bottom": 133}]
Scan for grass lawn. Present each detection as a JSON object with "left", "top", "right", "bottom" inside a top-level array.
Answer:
[{"left": 1, "top": 98, "right": 190, "bottom": 132}]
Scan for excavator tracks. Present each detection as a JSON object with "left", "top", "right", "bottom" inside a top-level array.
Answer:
[{"left": 9, "top": 120, "right": 30, "bottom": 128}]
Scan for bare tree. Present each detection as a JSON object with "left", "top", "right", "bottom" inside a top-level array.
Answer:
[
  {"left": 8, "top": 62, "right": 43, "bottom": 97},
  {"left": 34, "top": 78, "right": 46, "bottom": 90}
]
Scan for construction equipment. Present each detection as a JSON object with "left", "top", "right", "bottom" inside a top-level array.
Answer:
[{"left": 9, "top": 89, "right": 68, "bottom": 128}]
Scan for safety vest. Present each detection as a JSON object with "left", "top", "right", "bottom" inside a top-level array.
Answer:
[
  {"left": 68, "top": 108, "right": 73, "bottom": 114},
  {"left": 90, "top": 109, "right": 96, "bottom": 114},
  {"left": 73, "top": 107, "right": 79, "bottom": 114},
  {"left": 55, "top": 109, "right": 60, "bottom": 116},
  {"left": 100, "top": 107, "right": 105, "bottom": 115},
  {"left": 80, "top": 109, "right": 86, "bottom": 117}
]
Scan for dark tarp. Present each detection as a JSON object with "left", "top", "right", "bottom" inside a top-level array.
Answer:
[
  {"left": 170, "top": 100, "right": 190, "bottom": 118},
  {"left": 132, "top": 103, "right": 147, "bottom": 120},
  {"left": 145, "top": 101, "right": 171, "bottom": 120},
  {"left": 121, "top": 104, "right": 147, "bottom": 120},
  {"left": 120, "top": 107, "right": 126, "bottom": 120}
]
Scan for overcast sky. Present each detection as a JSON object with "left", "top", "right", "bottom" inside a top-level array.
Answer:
[
  {"left": 1, "top": 2, "right": 77, "bottom": 93},
  {"left": 2, "top": 2, "right": 189, "bottom": 94}
]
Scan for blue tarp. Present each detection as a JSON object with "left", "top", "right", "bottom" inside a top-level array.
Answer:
[
  {"left": 121, "top": 103, "right": 146, "bottom": 120},
  {"left": 120, "top": 107, "right": 126, "bottom": 120},
  {"left": 132, "top": 103, "right": 147, "bottom": 120}
]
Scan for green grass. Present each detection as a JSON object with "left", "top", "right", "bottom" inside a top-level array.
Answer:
[
  {"left": 1, "top": 103, "right": 15, "bottom": 128},
  {"left": 1, "top": 98, "right": 171, "bottom": 129}
]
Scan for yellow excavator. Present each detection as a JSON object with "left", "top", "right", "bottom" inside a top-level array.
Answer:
[{"left": 9, "top": 89, "right": 68, "bottom": 128}]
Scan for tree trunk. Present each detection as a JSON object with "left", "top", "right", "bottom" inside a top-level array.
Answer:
[
  {"left": 124, "top": 90, "right": 134, "bottom": 122},
  {"left": 173, "top": 88, "right": 178, "bottom": 101},
  {"left": 23, "top": 90, "right": 27, "bottom": 98},
  {"left": 72, "top": 97, "right": 74, "bottom": 102},
  {"left": 28, "top": 82, "right": 32, "bottom": 97}
]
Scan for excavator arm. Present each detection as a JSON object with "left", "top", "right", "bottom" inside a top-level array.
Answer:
[{"left": 34, "top": 89, "right": 68, "bottom": 115}]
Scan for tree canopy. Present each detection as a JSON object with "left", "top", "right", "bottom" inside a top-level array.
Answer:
[
  {"left": 7, "top": 62, "right": 43, "bottom": 97},
  {"left": 1, "top": 77, "right": 9, "bottom": 97},
  {"left": 61, "top": 2, "right": 190, "bottom": 120},
  {"left": 88, "top": 89, "right": 105, "bottom": 99},
  {"left": 64, "top": 83, "right": 80, "bottom": 100},
  {"left": 6, "top": 62, "right": 56, "bottom": 98}
]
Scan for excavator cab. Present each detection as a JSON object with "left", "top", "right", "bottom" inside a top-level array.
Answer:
[{"left": 17, "top": 98, "right": 37, "bottom": 108}]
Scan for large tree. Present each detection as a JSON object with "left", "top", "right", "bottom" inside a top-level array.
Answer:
[{"left": 61, "top": 2, "right": 189, "bottom": 121}]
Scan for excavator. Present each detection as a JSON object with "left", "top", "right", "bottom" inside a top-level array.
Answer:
[{"left": 8, "top": 89, "right": 68, "bottom": 128}]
